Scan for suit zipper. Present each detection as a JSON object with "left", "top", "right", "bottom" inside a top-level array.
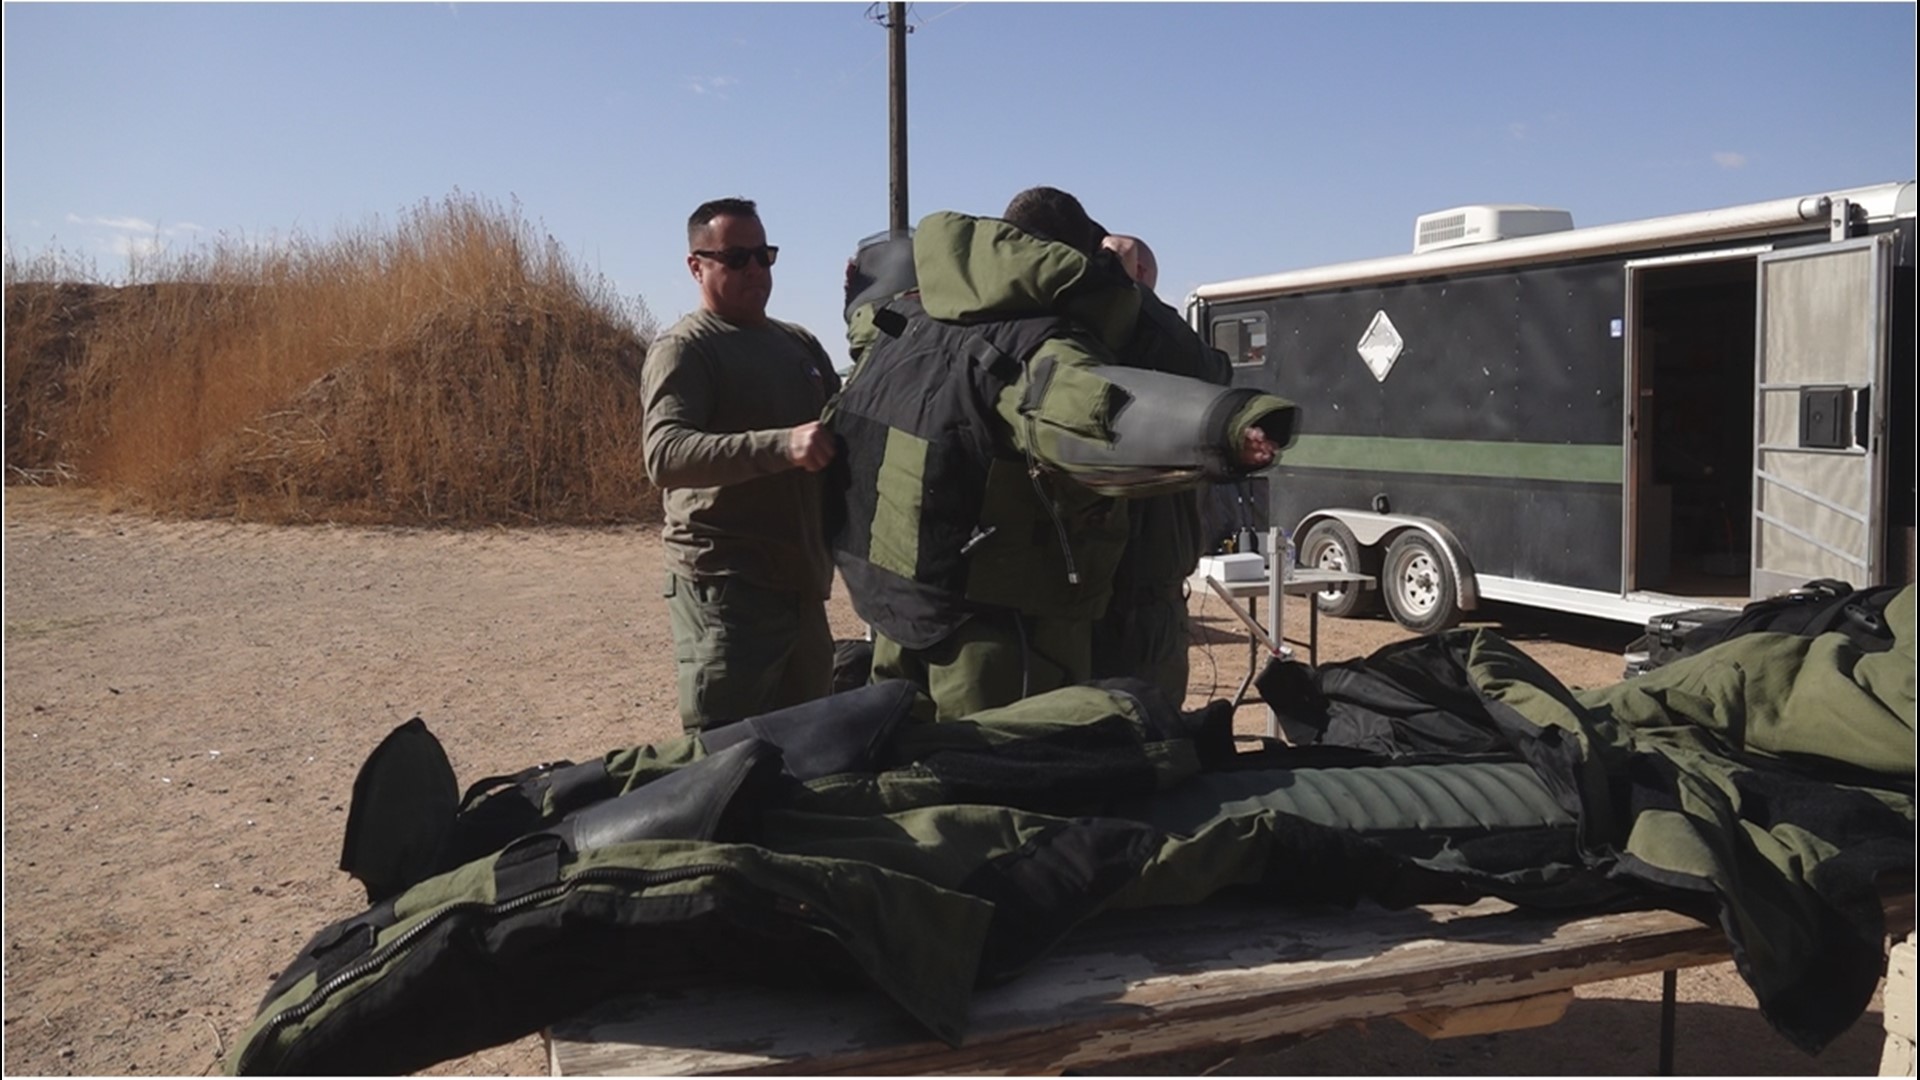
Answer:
[
  {"left": 1022, "top": 415, "right": 1080, "bottom": 586},
  {"left": 235, "top": 863, "right": 726, "bottom": 1074}
]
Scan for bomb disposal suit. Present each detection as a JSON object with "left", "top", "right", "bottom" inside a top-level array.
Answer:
[{"left": 827, "top": 212, "right": 1296, "bottom": 717}]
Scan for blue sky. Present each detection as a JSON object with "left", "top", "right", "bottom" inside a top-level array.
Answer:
[{"left": 4, "top": 2, "right": 1915, "bottom": 362}]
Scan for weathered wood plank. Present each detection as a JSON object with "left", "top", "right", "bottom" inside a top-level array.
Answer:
[
  {"left": 1882, "top": 1034, "right": 1917, "bottom": 1078},
  {"left": 547, "top": 888, "right": 1913, "bottom": 1077},
  {"left": 547, "top": 898, "right": 1736, "bottom": 1076},
  {"left": 1396, "top": 988, "right": 1574, "bottom": 1039},
  {"left": 1888, "top": 935, "right": 1917, "bottom": 1037},
  {"left": 1884, "top": 934, "right": 1917, "bottom": 1078}
]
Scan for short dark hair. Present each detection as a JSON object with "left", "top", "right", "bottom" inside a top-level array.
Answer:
[
  {"left": 1002, "top": 187, "right": 1102, "bottom": 254},
  {"left": 688, "top": 197, "right": 758, "bottom": 248}
]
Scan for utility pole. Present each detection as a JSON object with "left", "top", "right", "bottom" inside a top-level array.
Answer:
[{"left": 886, "top": 2, "right": 910, "bottom": 234}]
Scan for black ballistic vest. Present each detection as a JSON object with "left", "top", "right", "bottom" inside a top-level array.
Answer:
[{"left": 825, "top": 296, "right": 1064, "bottom": 649}]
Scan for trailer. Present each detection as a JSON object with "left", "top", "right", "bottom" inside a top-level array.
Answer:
[{"left": 1189, "top": 181, "right": 1915, "bottom": 632}]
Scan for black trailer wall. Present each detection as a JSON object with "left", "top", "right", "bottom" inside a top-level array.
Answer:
[
  {"left": 1220, "top": 260, "right": 1628, "bottom": 592},
  {"left": 1207, "top": 212, "right": 1913, "bottom": 602}
]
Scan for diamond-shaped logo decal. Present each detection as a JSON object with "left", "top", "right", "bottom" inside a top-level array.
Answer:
[{"left": 1356, "top": 310, "right": 1404, "bottom": 382}]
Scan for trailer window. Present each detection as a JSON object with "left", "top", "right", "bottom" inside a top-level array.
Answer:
[{"left": 1212, "top": 313, "right": 1268, "bottom": 367}]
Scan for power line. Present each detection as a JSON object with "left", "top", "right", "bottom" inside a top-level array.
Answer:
[{"left": 914, "top": 3, "right": 969, "bottom": 27}]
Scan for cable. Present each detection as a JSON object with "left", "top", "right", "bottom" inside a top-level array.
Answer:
[
  {"left": 1013, "top": 608, "right": 1031, "bottom": 700},
  {"left": 914, "top": 3, "right": 969, "bottom": 26},
  {"left": 1190, "top": 580, "right": 1221, "bottom": 703},
  {"left": 1022, "top": 416, "right": 1080, "bottom": 585}
]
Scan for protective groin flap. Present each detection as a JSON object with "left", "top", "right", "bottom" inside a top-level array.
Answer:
[{"left": 339, "top": 717, "right": 459, "bottom": 904}]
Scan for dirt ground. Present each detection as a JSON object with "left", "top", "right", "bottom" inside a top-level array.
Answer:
[{"left": 1, "top": 485, "right": 1894, "bottom": 1076}]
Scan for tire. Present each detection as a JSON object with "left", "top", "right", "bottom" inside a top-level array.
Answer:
[
  {"left": 1299, "top": 520, "right": 1380, "bottom": 618},
  {"left": 1381, "top": 531, "right": 1461, "bottom": 634}
]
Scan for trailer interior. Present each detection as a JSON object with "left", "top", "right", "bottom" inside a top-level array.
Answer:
[{"left": 1628, "top": 255, "right": 1759, "bottom": 605}]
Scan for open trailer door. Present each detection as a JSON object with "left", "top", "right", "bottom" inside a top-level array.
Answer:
[{"left": 1750, "top": 235, "right": 1894, "bottom": 599}]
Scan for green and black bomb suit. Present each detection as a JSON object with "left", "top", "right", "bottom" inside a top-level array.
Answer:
[{"left": 828, "top": 212, "right": 1294, "bottom": 719}]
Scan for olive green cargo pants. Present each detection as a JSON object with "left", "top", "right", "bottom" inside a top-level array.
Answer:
[
  {"left": 1090, "top": 586, "right": 1191, "bottom": 708},
  {"left": 664, "top": 573, "right": 833, "bottom": 734},
  {"left": 870, "top": 610, "right": 1090, "bottom": 721}
]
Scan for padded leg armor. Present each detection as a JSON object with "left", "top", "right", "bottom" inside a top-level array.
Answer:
[{"left": 339, "top": 681, "right": 924, "bottom": 904}]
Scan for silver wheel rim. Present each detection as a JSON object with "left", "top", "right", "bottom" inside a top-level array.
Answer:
[
  {"left": 1311, "top": 538, "right": 1350, "bottom": 601},
  {"left": 1393, "top": 548, "right": 1442, "bottom": 618}
]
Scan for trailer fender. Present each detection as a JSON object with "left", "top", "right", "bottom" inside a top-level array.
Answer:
[{"left": 1295, "top": 510, "right": 1480, "bottom": 612}]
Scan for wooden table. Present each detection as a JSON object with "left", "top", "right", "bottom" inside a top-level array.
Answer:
[{"left": 547, "top": 894, "right": 1908, "bottom": 1076}]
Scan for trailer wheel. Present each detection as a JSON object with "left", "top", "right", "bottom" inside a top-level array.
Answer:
[
  {"left": 1300, "top": 520, "right": 1379, "bottom": 618},
  {"left": 1382, "top": 532, "right": 1461, "bottom": 634}
]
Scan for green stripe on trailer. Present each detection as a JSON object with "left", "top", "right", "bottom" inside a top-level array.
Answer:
[{"left": 1280, "top": 435, "right": 1622, "bottom": 484}]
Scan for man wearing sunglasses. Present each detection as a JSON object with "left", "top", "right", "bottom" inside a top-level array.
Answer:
[{"left": 641, "top": 196, "right": 841, "bottom": 734}]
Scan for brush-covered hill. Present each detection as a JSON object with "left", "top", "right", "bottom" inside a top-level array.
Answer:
[{"left": 4, "top": 195, "right": 660, "bottom": 525}]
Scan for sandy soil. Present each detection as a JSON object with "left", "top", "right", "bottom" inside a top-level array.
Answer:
[{"left": 0, "top": 485, "right": 1891, "bottom": 1075}]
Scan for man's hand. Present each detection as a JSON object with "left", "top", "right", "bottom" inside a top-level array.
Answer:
[
  {"left": 786, "top": 421, "right": 836, "bottom": 472},
  {"left": 1237, "top": 426, "right": 1278, "bottom": 468}
]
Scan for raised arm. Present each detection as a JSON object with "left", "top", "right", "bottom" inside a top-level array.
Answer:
[{"left": 997, "top": 333, "right": 1293, "bottom": 495}]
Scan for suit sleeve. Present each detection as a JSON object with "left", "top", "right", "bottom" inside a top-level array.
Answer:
[
  {"left": 1120, "top": 285, "right": 1233, "bottom": 386},
  {"left": 995, "top": 332, "right": 1292, "bottom": 496}
]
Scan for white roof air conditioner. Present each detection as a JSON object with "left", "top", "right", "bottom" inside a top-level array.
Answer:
[{"left": 1412, "top": 204, "right": 1575, "bottom": 254}]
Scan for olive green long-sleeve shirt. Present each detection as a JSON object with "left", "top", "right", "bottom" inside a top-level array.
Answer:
[{"left": 641, "top": 309, "right": 840, "bottom": 599}]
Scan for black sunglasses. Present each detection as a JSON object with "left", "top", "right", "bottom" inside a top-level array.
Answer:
[{"left": 693, "top": 245, "right": 778, "bottom": 269}]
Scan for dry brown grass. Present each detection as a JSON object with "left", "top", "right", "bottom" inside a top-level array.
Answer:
[{"left": 3, "top": 193, "right": 660, "bottom": 525}]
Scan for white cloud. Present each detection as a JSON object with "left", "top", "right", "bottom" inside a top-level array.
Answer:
[
  {"left": 1712, "top": 151, "right": 1748, "bottom": 170},
  {"left": 69, "top": 212, "right": 154, "bottom": 232},
  {"left": 1509, "top": 122, "right": 1528, "bottom": 142},
  {"left": 66, "top": 213, "right": 204, "bottom": 237},
  {"left": 108, "top": 233, "right": 165, "bottom": 259},
  {"left": 686, "top": 75, "right": 737, "bottom": 98},
  {"left": 64, "top": 213, "right": 203, "bottom": 264}
]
